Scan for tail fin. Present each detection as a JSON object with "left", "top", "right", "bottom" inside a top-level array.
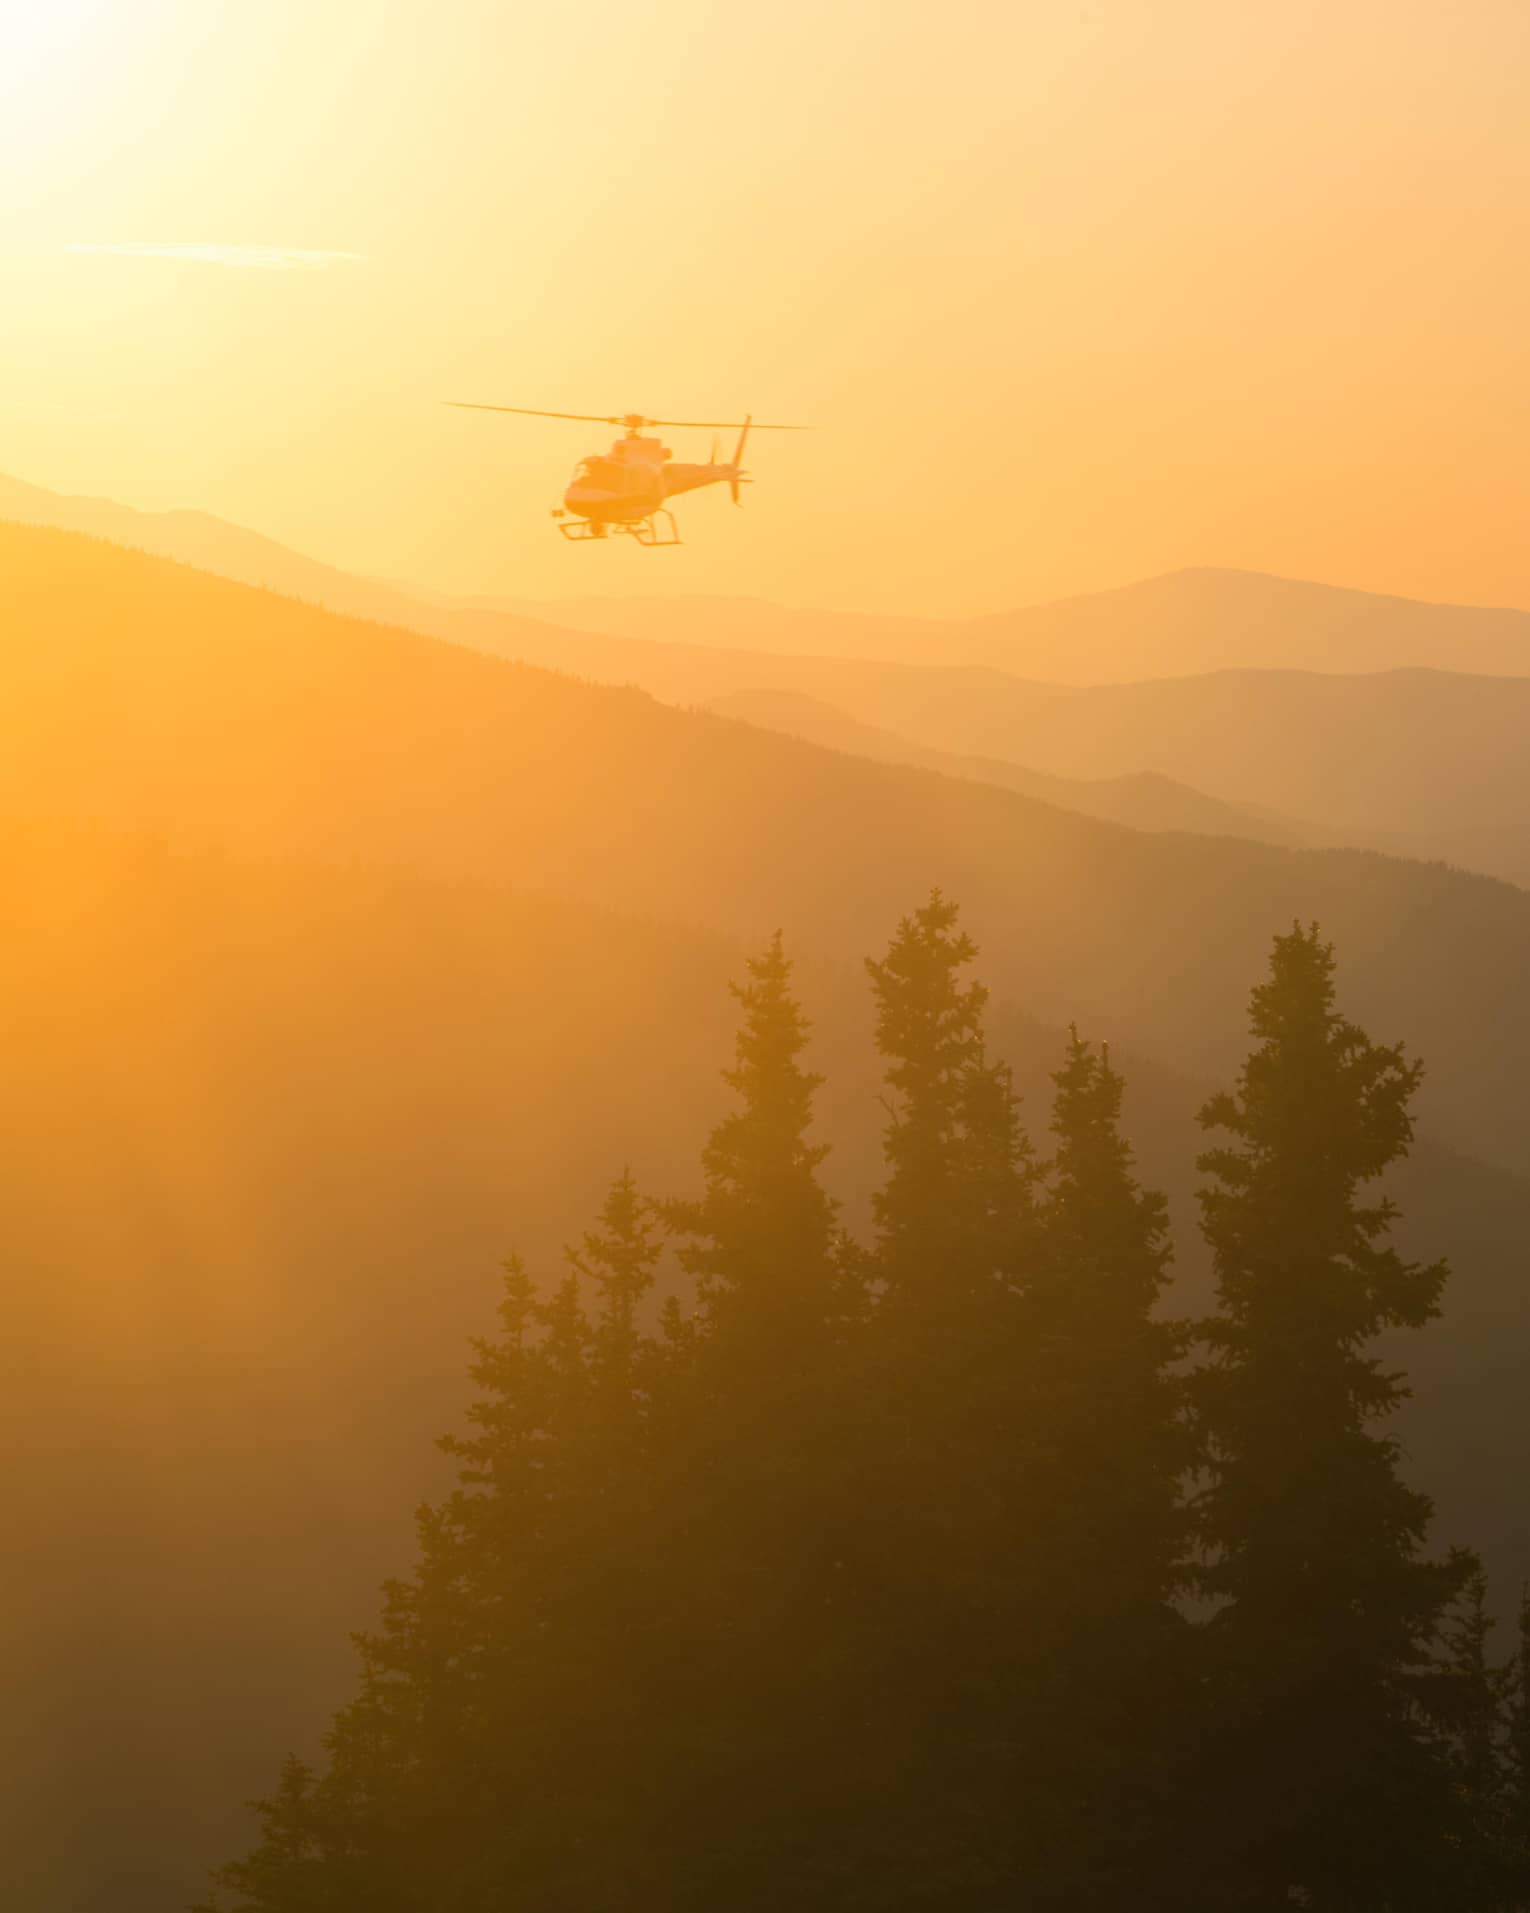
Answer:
[{"left": 730, "top": 415, "right": 752, "bottom": 503}]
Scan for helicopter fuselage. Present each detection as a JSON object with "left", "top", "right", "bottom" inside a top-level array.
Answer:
[
  {"left": 561, "top": 434, "right": 740, "bottom": 528},
  {"left": 447, "top": 402, "right": 794, "bottom": 546}
]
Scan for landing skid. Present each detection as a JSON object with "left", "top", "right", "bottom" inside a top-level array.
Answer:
[
  {"left": 552, "top": 509, "right": 682, "bottom": 547},
  {"left": 624, "top": 510, "right": 681, "bottom": 547}
]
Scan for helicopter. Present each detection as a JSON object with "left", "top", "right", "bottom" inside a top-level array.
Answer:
[{"left": 444, "top": 402, "right": 805, "bottom": 546}]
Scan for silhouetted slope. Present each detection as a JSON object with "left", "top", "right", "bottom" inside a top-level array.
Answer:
[
  {"left": 11, "top": 473, "right": 1530, "bottom": 689},
  {"left": 727, "top": 664, "right": 1530, "bottom": 886},
  {"left": 3, "top": 816, "right": 1528, "bottom": 1913},
  {"left": 442, "top": 610, "right": 1530, "bottom": 888},
  {"left": 705, "top": 685, "right": 1342, "bottom": 850},
  {"left": 9, "top": 480, "right": 1527, "bottom": 887},
  {"left": 959, "top": 566, "right": 1530, "bottom": 681},
  {"left": 473, "top": 590, "right": 959, "bottom": 661},
  {"left": 0, "top": 470, "right": 582, "bottom": 653},
  {"left": 459, "top": 567, "right": 1530, "bottom": 680},
  {"left": 6, "top": 527, "right": 1530, "bottom": 1908},
  {"left": 6, "top": 518, "right": 1530, "bottom": 1175},
  {"left": 0, "top": 470, "right": 412, "bottom": 621},
  {"left": 466, "top": 627, "right": 1526, "bottom": 886},
  {"left": 0, "top": 827, "right": 789, "bottom": 1913}
]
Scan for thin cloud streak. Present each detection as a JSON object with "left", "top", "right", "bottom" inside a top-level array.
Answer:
[{"left": 66, "top": 243, "right": 365, "bottom": 270}]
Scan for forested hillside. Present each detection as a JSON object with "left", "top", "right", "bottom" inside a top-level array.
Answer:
[
  {"left": 8, "top": 523, "right": 1530, "bottom": 1175},
  {"left": 5, "top": 819, "right": 1529, "bottom": 1909},
  {"left": 186, "top": 907, "right": 1530, "bottom": 1910},
  {"left": 6, "top": 523, "right": 1530, "bottom": 1907},
  {"left": 705, "top": 685, "right": 1344, "bottom": 850},
  {"left": 11, "top": 489, "right": 1530, "bottom": 880},
  {"left": 15, "top": 0, "right": 1530, "bottom": 1905}
]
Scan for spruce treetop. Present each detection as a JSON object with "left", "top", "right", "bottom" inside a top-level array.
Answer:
[
  {"left": 1198, "top": 921, "right": 1445, "bottom": 1355},
  {"left": 665, "top": 931, "right": 837, "bottom": 1335}
]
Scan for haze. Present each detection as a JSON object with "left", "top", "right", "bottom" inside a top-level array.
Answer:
[
  {"left": 10, "top": 6, "right": 1530, "bottom": 1910},
  {"left": 4, "top": 0, "right": 1530, "bottom": 614}
]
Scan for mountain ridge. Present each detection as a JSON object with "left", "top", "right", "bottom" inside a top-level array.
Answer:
[
  {"left": 7, "top": 517, "right": 1530, "bottom": 1177},
  {"left": 9, "top": 521, "right": 1530, "bottom": 1910},
  {"left": 702, "top": 685, "right": 1359, "bottom": 854},
  {"left": 9, "top": 468, "right": 1530, "bottom": 683},
  {"left": 6, "top": 809, "right": 1526, "bottom": 1912}
]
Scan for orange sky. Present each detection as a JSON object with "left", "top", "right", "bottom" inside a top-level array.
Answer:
[{"left": 2, "top": 0, "right": 1528, "bottom": 615}]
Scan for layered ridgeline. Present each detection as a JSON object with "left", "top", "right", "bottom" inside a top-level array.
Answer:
[
  {"left": 6, "top": 521, "right": 1530, "bottom": 1908},
  {"left": 693, "top": 665, "right": 1530, "bottom": 889},
  {"left": 482, "top": 565, "right": 1530, "bottom": 678},
  {"left": 9, "top": 468, "right": 1530, "bottom": 680},
  {"left": 6, "top": 819, "right": 1530, "bottom": 1913},
  {"left": 11, "top": 474, "right": 1530, "bottom": 886},
  {"left": 466, "top": 638, "right": 1530, "bottom": 890},
  {"left": 7, "top": 522, "right": 1530, "bottom": 1172},
  {"left": 703, "top": 686, "right": 1350, "bottom": 853}
]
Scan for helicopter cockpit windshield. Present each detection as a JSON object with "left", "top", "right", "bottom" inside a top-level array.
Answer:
[{"left": 574, "top": 457, "right": 624, "bottom": 492}]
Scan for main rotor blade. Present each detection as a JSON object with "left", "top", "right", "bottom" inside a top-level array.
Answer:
[
  {"left": 444, "top": 402, "right": 811, "bottom": 431},
  {"left": 444, "top": 402, "right": 625, "bottom": 424},
  {"left": 643, "top": 417, "right": 809, "bottom": 431}
]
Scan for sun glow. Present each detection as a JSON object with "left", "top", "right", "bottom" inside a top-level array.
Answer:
[
  {"left": 4, "top": 1, "right": 1530, "bottom": 614},
  {"left": 64, "top": 242, "right": 366, "bottom": 270},
  {"left": 0, "top": 0, "right": 130, "bottom": 154}
]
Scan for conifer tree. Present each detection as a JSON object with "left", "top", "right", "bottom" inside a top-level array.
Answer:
[
  {"left": 859, "top": 894, "right": 1043, "bottom": 1888},
  {"left": 199, "top": 1196, "right": 665, "bottom": 1913},
  {"left": 656, "top": 933, "right": 865, "bottom": 1891},
  {"left": 861, "top": 894, "right": 1042, "bottom": 1512},
  {"left": 569, "top": 1167, "right": 662, "bottom": 1418},
  {"left": 191, "top": 1757, "right": 327, "bottom": 1913},
  {"left": 952, "top": 1027, "right": 1198, "bottom": 1906},
  {"left": 198, "top": 903, "right": 1524, "bottom": 1912},
  {"left": 1194, "top": 923, "right": 1473, "bottom": 1908},
  {"left": 1437, "top": 1566, "right": 1520, "bottom": 1905},
  {"left": 664, "top": 929, "right": 842, "bottom": 1345},
  {"left": 657, "top": 929, "right": 848, "bottom": 1588},
  {"left": 865, "top": 891, "right": 999, "bottom": 1302},
  {"left": 1504, "top": 1586, "right": 1530, "bottom": 1893},
  {"left": 1037, "top": 1028, "right": 1187, "bottom": 1606}
]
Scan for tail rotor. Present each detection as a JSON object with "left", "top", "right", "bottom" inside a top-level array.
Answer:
[{"left": 730, "top": 415, "right": 752, "bottom": 504}]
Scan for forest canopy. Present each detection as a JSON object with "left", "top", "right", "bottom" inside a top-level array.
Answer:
[{"left": 200, "top": 899, "right": 1530, "bottom": 1913}]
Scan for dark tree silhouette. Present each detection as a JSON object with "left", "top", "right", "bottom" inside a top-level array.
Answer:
[
  {"left": 198, "top": 907, "right": 1520, "bottom": 1913},
  {"left": 855, "top": 894, "right": 1046, "bottom": 1895},
  {"left": 1438, "top": 1565, "right": 1527, "bottom": 1904},
  {"left": 866, "top": 890, "right": 1010, "bottom": 1301},
  {"left": 1503, "top": 1586, "right": 1530, "bottom": 1892},
  {"left": 665, "top": 928, "right": 843, "bottom": 1346},
  {"left": 1194, "top": 923, "right": 1476, "bottom": 1908},
  {"left": 1022, "top": 1028, "right": 1196, "bottom": 1903},
  {"left": 654, "top": 933, "right": 869, "bottom": 1899}
]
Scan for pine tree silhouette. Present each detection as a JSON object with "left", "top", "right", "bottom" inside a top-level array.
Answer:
[
  {"left": 866, "top": 890, "right": 995, "bottom": 1303},
  {"left": 665, "top": 929, "right": 842, "bottom": 1345},
  {"left": 1437, "top": 1565, "right": 1526, "bottom": 1904},
  {"left": 1503, "top": 1586, "right": 1530, "bottom": 1898},
  {"left": 1023, "top": 1027, "right": 1195, "bottom": 1902},
  {"left": 197, "top": 905, "right": 1517, "bottom": 1913},
  {"left": 656, "top": 932, "right": 872, "bottom": 1899},
  {"left": 192, "top": 1756, "right": 326, "bottom": 1913},
  {"left": 1194, "top": 922, "right": 1474, "bottom": 1907},
  {"left": 857, "top": 893, "right": 1043, "bottom": 1894}
]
